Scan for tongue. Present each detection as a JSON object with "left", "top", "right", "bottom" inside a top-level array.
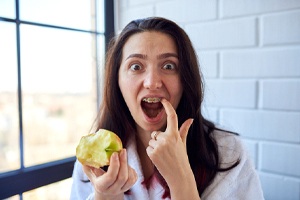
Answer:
[
  {"left": 142, "top": 102, "right": 162, "bottom": 118},
  {"left": 145, "top": 109, "right": 160, "bottom": 118}
]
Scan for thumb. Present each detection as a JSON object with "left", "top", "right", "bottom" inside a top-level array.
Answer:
[{"left": 179, "top": 118, "right": 194, "bottom": 147}]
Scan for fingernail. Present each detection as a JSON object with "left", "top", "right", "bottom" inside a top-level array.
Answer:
[
  {"left": 112, "top": 152, "right": 118, "bottom": 160},
  {"left": 190, "top": 118, "right": 194, "bottom": 124}
]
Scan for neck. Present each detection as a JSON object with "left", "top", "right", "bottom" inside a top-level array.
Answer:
[
  {"left": 135, "top": 133, "right": 155, "bottom": 180},
  {"left": 135, "top": 125, "right": 152, "bottom": 148}
]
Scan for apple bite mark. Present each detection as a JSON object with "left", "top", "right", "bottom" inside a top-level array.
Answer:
[
  {"left": 141, "top": 97, "right": 163, "bottom": 119},
  {"left": 76, "top": 129, "right": 123, "bottom": 168}
]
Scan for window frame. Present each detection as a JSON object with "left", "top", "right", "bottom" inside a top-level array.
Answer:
[{"left": 0, "top": 0, "right": 114, "bottom": 198}]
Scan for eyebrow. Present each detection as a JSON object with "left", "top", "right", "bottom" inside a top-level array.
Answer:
[
  {"left": 126, "top": 53, "right": 178, "bottom": 60},
  {"left": 157, "top": 53, "right": 178, "bottom": 59},
  {"left": 126, "top": 53, "right": 147, "bottom": 60}
]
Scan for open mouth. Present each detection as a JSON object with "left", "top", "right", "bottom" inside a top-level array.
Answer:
[{"left": 141, "top": 97, "right": 163, "bottom": 118}]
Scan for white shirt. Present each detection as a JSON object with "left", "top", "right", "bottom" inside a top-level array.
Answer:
[{"left": 70, "top": 130, "right": 264, "bottom": 200}]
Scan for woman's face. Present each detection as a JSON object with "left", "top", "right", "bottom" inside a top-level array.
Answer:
[{"left": 118, "top": 31, "right": 183, "bottom": 133}]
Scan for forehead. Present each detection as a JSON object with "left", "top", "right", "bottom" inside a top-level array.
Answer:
[{"left": 122, "top": 31, "right": 178, "bottom": 57}]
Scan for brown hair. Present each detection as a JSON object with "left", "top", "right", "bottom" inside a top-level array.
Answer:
[{"left": 93, "top": 17, "right": 239, "bottom": 196}]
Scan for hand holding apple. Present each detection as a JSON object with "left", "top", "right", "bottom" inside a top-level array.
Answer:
[
  {"left": 77, "top": 132, "right": 137, "bottom": 199},
  {"left": 76, "top": 129, "right": 123, "bottom": 168}
]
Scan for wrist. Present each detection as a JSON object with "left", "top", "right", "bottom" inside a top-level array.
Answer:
[
  {"left": 168, "top": 169, "right": 200, "bottom": 200},
  {"left": 94, "top": 192, "right": 124, "bottom": 200}
]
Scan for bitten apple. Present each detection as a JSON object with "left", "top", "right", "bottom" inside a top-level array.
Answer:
[{"left": 76, "top": 129, "right": 123, "bottom": 168}]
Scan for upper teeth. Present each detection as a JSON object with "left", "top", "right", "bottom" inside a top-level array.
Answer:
[{"left": 142, "top": 97, "right": 161, "bottom": 103}]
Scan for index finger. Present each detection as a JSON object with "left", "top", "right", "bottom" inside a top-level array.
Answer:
[{"left": 161, "top": 98, "right": 178, "bottom": 133}]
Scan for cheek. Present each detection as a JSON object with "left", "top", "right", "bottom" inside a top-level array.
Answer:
[
  {"left": 168, "top": 78, "right": 183, "bottom": 107},
  {"left": 169, "top": 78, "right": 183, "bottom": 97},
  {"left": 118, "top": 75, "right": 137, "bottom": 104}
]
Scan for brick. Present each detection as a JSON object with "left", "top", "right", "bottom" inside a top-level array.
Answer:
[
  {"left": 115, "top": 0, "right": 128, "bottom": 8},
  {"left": 261, "top": 80, "right": 300, "bottom": 111},
  {"left": 185, "top": 18, "right": 256, "bottom": 49},
  {"left": 201, "top": 106, "right": 218, "bottom": 123},
  {"left": 156, "top": 0, "right": 217, "bottom": 23},
  {"left": 260, "top": 143, "right": 300, "bottom": 176},
  {"left": 241, "top": 139, "right": 258, "bottom": 168},
  {"left": 220, "top": 109, "right": 300, "bottom": 142},
  {"left": 116, "top": 5, "right": 154, "bottom": 31},
  {"left": 204, "top": 80, "right": 256, "bottom": 108},
  {"left": 259, "top": 172, "right": 300, "bottom": 200},
  {"left": 263, "top": 11, "right": 300, "bottom": 45},
  {"left": 154, "top": 2, "right": 184, "bottom": 24},
  {"left": 129, "top": 0, "right": 157, "bottom": 6},
  {"left": 197, "top": 51, "right": 218, "bottom": 78},
  {"left": 221, "top": 48, "right": 300, "bottom": 78},
  {"left": 221, "top": 0, "right": 300, "bottom": 17}
]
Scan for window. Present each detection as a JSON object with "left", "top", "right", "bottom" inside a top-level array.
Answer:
[{"left": 0, "top": 0, "right": 114, "bottom": 199}]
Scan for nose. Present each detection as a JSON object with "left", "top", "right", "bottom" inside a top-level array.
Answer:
[{"left": 143, "top": 68, "right": 162, "bottom": 90}]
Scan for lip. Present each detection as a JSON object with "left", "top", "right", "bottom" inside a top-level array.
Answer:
[{"left": 141, "top": 94, "right": 164, "bottom": 99}]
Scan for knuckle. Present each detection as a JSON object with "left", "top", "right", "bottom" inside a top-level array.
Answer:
[
  {"left": 169, "top": 112, "right": 177, "bottom": 120},
  {"left": 160, "top": 137, "right": 168, "bottom": 146},
  {"left": 118, "top": 173, "right": 128, "bottom": 183}
]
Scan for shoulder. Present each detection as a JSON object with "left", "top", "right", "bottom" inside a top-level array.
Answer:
[
  {"left": 202, "top": 130, "right": 264, "bottom": 200},
  {"left": 212, "top": 130, "right": 245, "bottom": 168}
]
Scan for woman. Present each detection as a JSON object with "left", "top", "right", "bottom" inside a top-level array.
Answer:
[{"left": 71, "top": 17, "right": 264, "bottom": 200}]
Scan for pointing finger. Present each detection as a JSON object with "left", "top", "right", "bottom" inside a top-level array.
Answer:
[{"left": 161, "top": 98, "right": 178, "bottom": 133}]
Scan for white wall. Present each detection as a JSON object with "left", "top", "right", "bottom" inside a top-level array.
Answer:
[{"left": 114, "top": 0, "right": 300, "bottom": 199}]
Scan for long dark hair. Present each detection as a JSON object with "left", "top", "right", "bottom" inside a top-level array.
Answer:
[{"left": 93, "top": 17, "right": 239, "bottom": 196}]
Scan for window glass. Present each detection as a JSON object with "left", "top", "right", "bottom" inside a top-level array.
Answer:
[
  {"left": 0, "top": 0, "right": 15, "bottom": 18},
  {"left": 20, "top": 24, "right": 98, "bottom": 166},
  {"left": 96, "top": 34, "right": 105, "bottom": 99},
  {"left": 20, "top": 0, "right": 95, "bottom": 31},
  {"left": 0, "top": 21, "right": 20, "bottom": 173},
  {"left": 97, "top": 0, "right": 105, "bottom": 33},
  {"left": 23, "top": 178, "right": 72, "bottom": 199}
]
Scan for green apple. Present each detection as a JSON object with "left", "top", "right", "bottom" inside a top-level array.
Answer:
[{"left": 76, "top": 129, "right": 123, "bottom": 168}]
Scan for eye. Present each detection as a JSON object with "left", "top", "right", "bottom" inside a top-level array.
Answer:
[
  {"left": 130, "top": 64, "right": 142, "bottom": 71},
  {"left": 163, "top": 63, "right": 176, "bottom": 70}
]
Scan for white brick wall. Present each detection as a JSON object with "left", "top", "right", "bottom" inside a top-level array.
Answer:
[
  {"left": 221, "top": 48, "right": 300, "bottom": 77},
  {"left": 186, "top": 17, "right": 257, "bottom": 49},
  {"left": 115, "top": 0, "right": 300, "bottom": 199},
  {"left": 263, "top": 11, "right": 300, "bottom": 45}
]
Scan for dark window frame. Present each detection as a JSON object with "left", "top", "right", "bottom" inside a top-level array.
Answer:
[{"left": 0, "top": 0, "right": 114, "bottom": 199}]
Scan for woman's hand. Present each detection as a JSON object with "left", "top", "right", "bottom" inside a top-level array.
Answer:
[
  {"left": 146, "top": 98, "right": 200, "bottom": 200},
  {"left": 82, "top": 149, "right": 138, "bottom": 200}
]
